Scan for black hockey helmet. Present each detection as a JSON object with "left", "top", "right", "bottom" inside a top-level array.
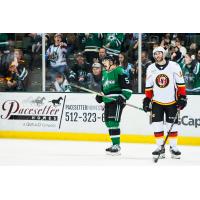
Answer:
[{"left": 103, "top": 55, "right": 118, "bottom": 63}]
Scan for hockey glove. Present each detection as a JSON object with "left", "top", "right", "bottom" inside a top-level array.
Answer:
[
  {"left": 177, "top": 95, "right": 187, "bottom": 110},
  {"left": 95, "top": 95, "right": 103, "bottom": 103},
  {"left": 116, "top": 95, "right": 126, "bottom": 105},
  {"left": 143, "top": 97, "right": 151, "bottom": 112}
]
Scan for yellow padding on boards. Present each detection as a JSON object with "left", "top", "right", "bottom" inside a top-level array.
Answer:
[{"left": 0, "top": 131, "right": 200, "bottom": 146}]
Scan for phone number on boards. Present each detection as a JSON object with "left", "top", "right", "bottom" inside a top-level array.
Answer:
[{"left": 65, "top": 112, "right": 105, "bottom": 122}]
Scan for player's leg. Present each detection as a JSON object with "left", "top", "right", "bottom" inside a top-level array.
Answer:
[
  {"left": 104, "top": 102, "right": 125, "bottom": 155},
  {"left": 165, "top": 104, "right": 181, "bottom": 159},
  {"left": 151, "top": 102, "right": 165, "bottom": 158}
]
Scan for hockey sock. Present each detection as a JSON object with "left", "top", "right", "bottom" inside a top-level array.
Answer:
[
  {"left": 168, "top": 131, "right": 178, "bottom": 147},
  {"left": 154, "top": 131, "right": 164, "bottom": 147},
  {"left": 109, "top": 129, "right": 120, "bottom": 145},
  {"left": 166, "top": 123, "right": 178, "bottom": 147}
]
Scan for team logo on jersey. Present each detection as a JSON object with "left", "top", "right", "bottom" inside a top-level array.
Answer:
[{"left": 155, "top": 74, "right": 169, "bottom": 88}]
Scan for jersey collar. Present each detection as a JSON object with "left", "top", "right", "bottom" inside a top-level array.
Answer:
[{"left": 155, "top": 60, "right": 169, "bottom": 70}]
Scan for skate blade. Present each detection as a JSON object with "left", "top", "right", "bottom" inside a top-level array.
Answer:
[
  {"left": 106, "top": 151, "right": 121, "bottom": 156},
  {"left": 153, "top": 153, "right": 165, "bottom": 159},
  {"left": 171, "top": 154, "right": 181, "bottom": 159}
]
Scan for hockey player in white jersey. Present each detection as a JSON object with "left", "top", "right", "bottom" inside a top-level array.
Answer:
[{"left": 143, "top": 47, "right": 187, "bottom": 159}]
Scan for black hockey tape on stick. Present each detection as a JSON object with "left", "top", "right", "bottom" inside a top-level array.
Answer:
[
  {"left": 59, "top": 95, "right": 66, "bottom": 129},
  {"left": 154, "top": 109, "right": 180, "bottom": 163},
  {"left": 149, "top": 102, "right": 153, "bottom": 125},
  {"left": 70, "top": 83, "right": 144, "bottom": 111}
]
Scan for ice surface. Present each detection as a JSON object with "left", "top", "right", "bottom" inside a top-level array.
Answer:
[{"left": 0, "top": 139, "right": 199, "bottom": 165}]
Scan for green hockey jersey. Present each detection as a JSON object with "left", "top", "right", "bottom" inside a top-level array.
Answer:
[
  {"left": 178, "top": 60, "right": 200, "bottom": 93},
  {"left": 82, "top": 33, "right": 103, "bottom": 52},
  {"left": 103, "top": 33, "right": 125, "bottom": 56},
  {"left": 102, "top": 66, "right": 132, "bottom": 103},
  {"left": 193, "top": 61, "right": 200, "bottom": 91}
]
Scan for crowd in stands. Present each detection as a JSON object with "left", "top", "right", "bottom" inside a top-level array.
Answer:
[
  {"left": 45, "top": 33, "right": 139, "bottom": 93},
  {"left": 2, "top": 33, "right": 199, "bottom": 93},
  {"left": 0, "top": 33, "right": 42, "bottom": 91},
  {"left": 46, "top": 33, "right": 200, "bottom": 94}
]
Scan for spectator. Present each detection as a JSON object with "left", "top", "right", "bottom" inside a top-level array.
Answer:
[
  {"left": 29, "top": 33, "right": 42, "bottom": 54},
  {"left": 197, "top": 49, "right": 200, "bottom": 62},
  {"left": 160, "top": 33, "right": 171, "bottom": 47},
  {"left": 171, "top": 46, "right": 184, "bottom": 64},
  {"left": 52, "top": 72, "right": 71, "bottom": 92},
  {"left": 141, "top": 51, "right": 152, "bottom": 92},
  {"left": 29, "top": 33, "right": 42, "bottom": 70},
  {"left": 0, "top": 34, "right": 42, "bottom": 92},
  {"left": 175, "top": 37, "right": 187, "bottom": 56},
  {"left": 95, "top": 47, "right": 107, "bottom": 64},
  {"left": 103, "top": 33, "right": 125, "bottom": 57},
  {"left": 45, "top": 34, "right": 50, "bottom": 48},
  {"left": 127, "top": 33, "right": 139, "bottom": 63},
  {"left": 81, "top": 33, "right": 103, "bottom": 64},
  {"left": 179, "top": 52, "right": 199, "bottom": 92},
  {"left": 0, "top": 41, "right": 15, "bottom": 77},
  {"left": 189, "top": 42, "right": 197, "bottom": 57},
  {"left": 65, "top": 33, "right": 77, "bottom": 57},
  {"left": 68, "top": 53, "right": 90, "bottom": 88},
  {"left": 6, "top": 49, "right": 28, "bottom": 91},
  {"left": 46, "top": 33, "right": 68, "bottom": 81},
  {"left": 130, "top": 62, "right": 138, "bottom": 93},
  {"left": 118, "top": 52, "right": 133, "bottom": 80},
  {"left": 160, "top": 37, "right": 171, "bottom": 60},
  {"left": 87, "top": 63, "right": 102, "bottom": 92}
]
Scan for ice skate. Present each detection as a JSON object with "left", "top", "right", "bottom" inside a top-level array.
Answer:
[
  {"left": 152, "top": 146, "right": 165, "bottom": 159},
  {"left": 106, "top": 144, "right": 121, "bottom": 156},
  {"left": 170, "top": 146, "right": 181, "bottom": 159}
]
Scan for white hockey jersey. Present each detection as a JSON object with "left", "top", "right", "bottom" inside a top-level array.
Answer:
[
  {"left": 46, "top": 44, "right": 67, "bottom": 68},
  {"left": 54, "top": 79, "right": 71, "bottom": 93},
  {"left": 145, "top": 61, "right": 186, "bottom": 105}
]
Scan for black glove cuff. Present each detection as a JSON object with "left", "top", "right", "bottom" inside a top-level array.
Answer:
[{"left": 96, "top": 95, "right": 103, "bottom": 103}]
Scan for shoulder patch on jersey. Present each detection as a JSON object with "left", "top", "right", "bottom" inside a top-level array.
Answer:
[
  {"left": 155, "top": 74, "right": 169, "bottom": 88},
  {"left": 148, "top": 63, "right": 157, "bottom": 74},
  {"left": 179, "top": 71, "right": 183, "bottom": 77},
  {"left": 116, "top": 66, "right": 125, "bottom": 74}
]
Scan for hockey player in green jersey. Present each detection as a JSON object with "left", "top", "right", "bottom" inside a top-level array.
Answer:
[{"left": 95, "top": 55, "right": 132, "bottom": 155}]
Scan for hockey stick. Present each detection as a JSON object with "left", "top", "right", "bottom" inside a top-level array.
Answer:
[
  {"left": 154, "top": 109, "right": 180, "bottom": 163},
  {"left": 70, "top": 83, "right": 144, "bottom": 111}
]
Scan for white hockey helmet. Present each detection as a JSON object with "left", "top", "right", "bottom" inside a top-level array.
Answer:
[{"left": 153, "top": 46, "right": 166, "bottom": 58}]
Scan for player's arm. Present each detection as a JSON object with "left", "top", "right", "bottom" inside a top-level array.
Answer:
[
  {"left": 145, "top": 66, "right": 154, "bottom": 99},
  {"left": 118, "top": 69, "right": 132, "bottom": 100},
  {"left": 174, "top": 63, "right": 187, "bottom": 110},
  {"left": 95, "top": 81, "right": 104, "bottom": 104},
  {"left": 143, "top": 66, "right": 153, "bottom": 112}
]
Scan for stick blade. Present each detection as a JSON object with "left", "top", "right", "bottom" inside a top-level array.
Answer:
[{"left": 153, "top": 157, "right": 159, "bottom": 163}]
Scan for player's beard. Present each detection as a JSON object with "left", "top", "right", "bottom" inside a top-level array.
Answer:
[{"left": 155, "top": 56, "right": 165, "bottom": 65}]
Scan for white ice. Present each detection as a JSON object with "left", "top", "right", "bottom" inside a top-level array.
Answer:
[{"left": 0, "top": 139, "right": 200, "bottom": 165}]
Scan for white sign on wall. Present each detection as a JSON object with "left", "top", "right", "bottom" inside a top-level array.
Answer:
[{"left": 0, "top": 93, "right": 199, "bottom": 137}]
